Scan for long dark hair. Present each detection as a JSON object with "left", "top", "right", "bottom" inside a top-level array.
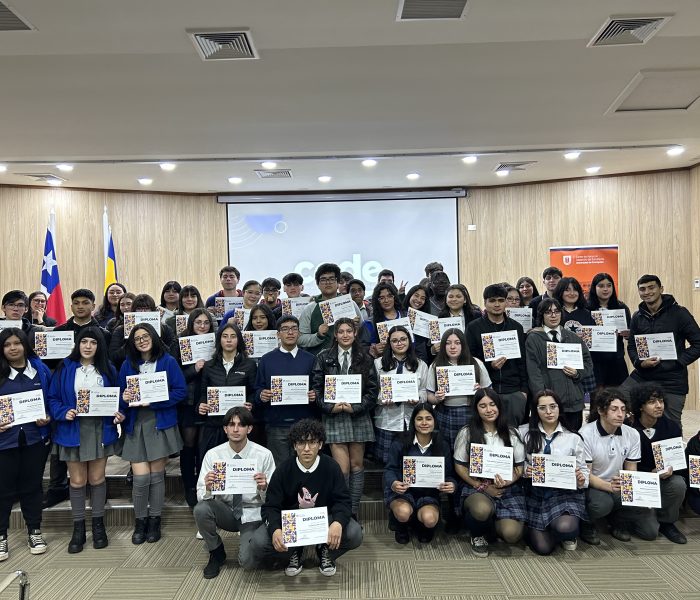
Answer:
[
  {"left": 331, "top": 317, "right": 373, "bottom": 375},
  {"left": 553, "top": 277, "right": 587, "bottom": 310},
  {"left": 516, "top": 276, "right": 540, "bottom": 298},
  {"left": 95, "top": 282, "right": 127, "bottom": 320},
  {"left": 213, "top": 322, "right": 248, "bottom": 361},
  {"left": 401, "top": 403, "right": 444, "bottom": 456},
  {"left": 66, "top": 326, "right": 114, "bottom": 379},
  {"left": 587, "top": 387, "right": 628, "bottom": 423},
  {"left": 184, "top": 308, "right": 216, "bottom": 337},
  {"left": 114, "top": 292, "right": 137, "bottom": 324},
  {"left": 403, "top": 284, "right": 429, "bottom": 312},
  {"left": 178, "top": 285, "right": 204, "bottom": 312},
  {"left": 380, "top": 326, "right": 419, "bottom": 372},
  {"left": 244, "top": 303, "right": 276, "bottom": 331},
  {"left": 438, "top": 283, "right": 478, "bottom": 321},
  {"left": 587, "top": 272, "right": 623, "bottom": 310},
  {"left": 159, "top": 280, "right": 182, "bottom": 308},
  {"left": 525, "top": 389, "right": 577, "bottom": 455},
  {"left": 125, "top": 323, "right": 168, "bottom": 370},
  {"left": 468, "top": 388, "right": 513, "bottom": 447},
  {"left": 0, "top": 328, "right": 36, "bottom": 385},
  {"left": 433, "top": 328, "right": 481, "bottom": 384},
  {"left": 371, "top": 282, "right": 401, "bottom": 326}
]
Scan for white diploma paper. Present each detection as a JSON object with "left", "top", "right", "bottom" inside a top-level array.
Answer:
[
  {"left": 34, "top": 331, "right": 75, "bottom": 359},
  {"left": 123, "top": 312, "right": 162, "bottom": 338},
  {"left": 531, "top": 454, "right": 577, "bottom": 490},
  {"left": 408, "top": 307, "right": 438, "bottom": 339},
  {"left": 620, "top": 470, "right": 661, "bottom": 508},
  {"left": 175, "top": 314, "right": 189, "bottom": 336},
  {"left": 206, "top": 386, "right": 246, "bottom": 415},
  {"left": 213, "top": 296, "right": 244, "bottom": 319},
  {"left": 481, "top": 330, "right": 521, "bottom": 361},
  {"left": 579, "top": 326, "right": 618, "bottom": 352},
  {"left": 652, "top": 437, "right": 687, "bottom": 472},
  {"left": 282, "top": 507, "right": 329, "bottom": 547},
  {"left": 125, "top": 372, "right": 169, "bottom": 406},
  {"left": 270, "top": 376, "right": 309, "bottom": 406},
  {"left": 325, "top": 374, "right": 362, "bottom": 404},
  {"left": 0, "top": 390, "right": 46, "bottom": 426},
  {"left": 429, "top": 316, "right": 463, "bottom": 344},
  {"left": 469, "top": 444, "right": 514, "bottom": 481},
  {"left": 435, "top": 365, "right": 476, "bottom": 397},
  {"left": 634, "top": 333, "right": 678, "bottom": 361},
  {"left": 281, "top": 297, "right": 310, "bottom": 318},
  {"left": 380, "top": 374, "right": 419, "bottom": 403},
  {"left": 546, "top": 342, "right": 584, "bottom": 369},
  {"left": 178, "top": 333, "right": 216, "bottom": 365},
  {"left": 210, "top": 459, "right": 258, "bottom": 495},
  {"left": 505, "top": 307, "right": 532, "bottom": 333},
  {"left": 318, "top": 294, "right": 356, "bottom": 326},
  {"left": 403, "top": 456, "right": 444, "bottom": 488},
  {"left": 592, "top": 309, "right": 628, "bottom": 330},
  {"left": 233, "top": 308, "right": 251, "bottom": 330},
  {"left": 0, "top": 320, "right": 22, "bottom": 332},
  {"left": 242, "top": 331, "right": 279, "bottom": 358},
  {"left": 76, "top": 387, "right": 120, "bottom": 417},
  {"left": 376, "top": 317, "right": 413, "bottom": 344}
]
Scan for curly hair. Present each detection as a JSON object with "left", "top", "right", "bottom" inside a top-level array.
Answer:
[{"left": 288, "top": 418, "right": 326, "bottom": 445}]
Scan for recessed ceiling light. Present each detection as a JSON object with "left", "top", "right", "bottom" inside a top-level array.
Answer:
[
  {"left": 159, "top": 162, "right": 176, "bottom": 171},
  {"left": 318, "top": 175, "right": 332, "bottom": 183},
  {"left": 462, "top": 155, "right": 477, "bottom": 164},
  {"left": 137, "top": 177, "right": 153, "bottom": 186},
  {"left": 564, "top": 151, "right": 581, "bottom": 160},
  {"left": 261, "top": 161, "right": 277, "bottom": 169},
  {"left": 585, "top": 166, "right": 601, "bottom": 174},
  {"left": 56, "top": 163, "right": 74, "bottom": 172},
  {"left": 496, "top": 170, "right": 510, "bottom": 177},
  {"left": 667, "top": 145, "right": 685, "bottom": 157},
  {"left": 46, "top": 178, "right": 63, "bottom": 186},
  {"left": 361, "top": 159, "right": 377, "bottom": 167},
  {"left": 406, "top": 173, "right": 420, "bottom": 180},
  {"left": 228, "top": 176, "right": 242, "bottom": 184},
  {"left": 0, "top": 164, "right": 7, "bottom": 173}
]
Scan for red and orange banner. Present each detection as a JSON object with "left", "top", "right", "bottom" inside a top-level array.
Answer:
[{"left": 549, "top": 245, "right": 619, "bottom": 296}]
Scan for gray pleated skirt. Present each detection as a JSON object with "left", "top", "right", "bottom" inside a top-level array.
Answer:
[
  {"left": 119, "top": 408, "right": 183, "bottom": 463},
  {"left": 57, "top": 417, "right": 115, "bottom": 462}
]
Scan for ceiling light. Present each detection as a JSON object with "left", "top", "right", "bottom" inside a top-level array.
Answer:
[
  {"left": 0, "top": 165, "right": 7, "bottom": 173},
  {"left": 46, "top": 178, "right": 63, "bottom": 186},
  {"left": 496, "top": 170, "right": 510, "bottom": 177},
  {"left": 56, "top": 163, "right": 74, "bottom": 172},
  {"left": 462, "top": 155, "right": 477, "bottom": 164},
  {"left": 318, "top": 175, "right": 332, "bottom": 183},
  {"left": 585, "top": 166, "right": 601, "bottom": 174},
  {"left": 137, "top": 177, "right": 153, "bottom": 186},
  {"left": 564, "top": 151, "right": 581, "bottom": 160},
  {"left": 361, "top": 159, "right": 377, "bottom": 167},
  {"left": 667, "top": 145, "right": 685, "bottom": 157},
  {"left": 261, "top": 161, "right": 277, "bottom": 169},
  {"left": 406, "top": 173, "right": 420, "bottom": 180},
  {"left": 159, "top": 162, "right": 176, "bottom": 171},
  {"left": 228, "top": 176, "right": 242, "bottom": 184}
]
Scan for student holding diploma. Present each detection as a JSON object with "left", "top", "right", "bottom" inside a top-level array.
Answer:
[
  {"left": 244, "top": 304, "right": 276, "bottom": 334},
  {"left": 164, "top": 284, "right": 204, "bottom": 336},
  {"left": 403, "top": 284, "right": 433, "bottom": 365},
  {"left": 220, "top": 279, "right": 261, "bottom": 328},
  {"left": 119, "top": 323, "right": 187, "bottom": 545},
  {"left": 48, "top": 327, "right": 124, "bottom": 553},
  {"left": 519, "top": 390, "right": 588, "bottom": 555},
  {"left": 426, "top": 328, "right": 490, "bottom": 450},
  {"left": 369, "top": 282, "right": 405, "bottom": 358},
  {"left": 374, "top": 325, "right": 428, "bottom": 465},
  {"left": 106, "top": 292, "right": 135, "bottom": 333},
  {"left": 628, "top": 384, "right": 688, "bottom": 544},
  {"left": 0, "top": 328, "right": 52, "bottom": 561},
  {"left": 579, "top": 389, "right": 657, "bottom": 545},
  {"left": 453, "top": 389, "right": 526, "bottom": 558},
  {"left": 384, "top": 403, "right": 456, "bottom": 544},
  {"left": 157, "top": 280, "right": 181, "bottom": 322},
  {"left": 313, "top": 317, "right": 378, "bottom": 519},
  {"left": 171, "top": 308, "right": 217, "bottom": 508},
  {"left": 433, "top": 284, "right": 480, "bottom": 351},
  {"left": 193, "top": 406, "right": 275, "bottom": 579},
  {"left": 516, "top": 277, "right": 539, "bottom": 307},
  {"left": 587, "top": 273, "right": 631, "bottom": 386},
  {"left": 685, "top": 429, "right": 700, "bottom": 516},
  {"left": 525, "top": 298, "right": 593, "bottom": 431},
  {"left": 249, "top": 419, "right": 363, "bottom": 577}
]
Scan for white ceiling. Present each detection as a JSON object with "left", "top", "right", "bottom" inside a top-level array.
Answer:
[{"left": 0, "top": 0, "right": 699, "bottom": 193}]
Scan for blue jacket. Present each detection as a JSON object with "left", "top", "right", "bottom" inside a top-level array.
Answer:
[
  {"left": 48, "top": 359, "right": 120, "bottom": 448},
  {"left": 119, "top": 354, "right": 187, "bottom": 433}
]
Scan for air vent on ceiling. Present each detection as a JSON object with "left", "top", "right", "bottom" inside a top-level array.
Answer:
[
  {"left": 15, "top": 172, "right": 66, "bottom": 183},
  {"left": 0, "top": 1, "right": 33, "bottom": 31},
  {"left": 397, "top": 0, "right": 468, "bottom": 21},
  {"left": 255, "top": 169, "right": 292, "bottom": 179},
  {"left": 588, "top": 15, "right": 672, "bottom": 47},
  {"left": 494, "top": 162, "right": 536, "bottom": 172},
  {"left": 187, "top": 29, "right": 258, "bottom": 61}
]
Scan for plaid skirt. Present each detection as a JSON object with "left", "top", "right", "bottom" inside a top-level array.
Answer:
[
  {"left": 435, "top": 404, "right": 471, "bottom": 450},
  {"left": 525, "top": 486, "right": 588, "bottom": 531},
  {"left": 322, "top": 411, "right": 375, "bottom": 444},
  {"left": 374, "top": 428, "right": 401, "bottom": 466},
  {"left": 461, "top": 483, "right": 528, "bottom": 522},
  {"left": 385, "top": 489, "right": 441, "bottom": 510}
]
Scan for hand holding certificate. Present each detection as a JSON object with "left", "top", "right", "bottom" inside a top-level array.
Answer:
[
  {"left": 210, "top": 459, "right": 258, "bottom": 495},
  {"left": 324, "top": 374, "right": 362, "bottom": 404},
  {"left": 651, "top": 437, "right": 686, "bottom": 473},
  {"left": 380, "top": 374, "right": 418, "bottom": 403},
  {"left": 403, "top": 456, "right": 444, "bottom": 488},
  {"left": 124, "top": 372, "right": 170, "bottom": 406},
  {"left": 435, "top": 365, "right": 476, "bottom": 397},
  {"left": 318, "top": 294, "right": 356, "bottom": 325},
  {"left": 505, "top": 307, "right": 532, "bottom": 333},
  {"left": 281, "top": 507, "right": 329, "bottom": 547},
  {"left": 635, "top": 333, "right": 678, "bottom": 361},
  {"left": 178, "top": 333, "right": 215, "bottom": 365},
  {"left": 579, "top": 326, "right": 617, "bottom": 352},
  {"left": 408, "top": 307, "right": 437, "bottom": 339},
  {"left": 429, "top": 317, "right": 463, "bottom": 344},
  {"left": 270, "top": 376, "right": 309, "bottom": 406},
  {"left": 469, "top": 444, "right": 513, "bottom": 480},
  {"left": 0, "top": 390, "right": 47, "bottom": 426},
  {"left": 34, "top": 331, "right": 75, "bottom": 359},
  {"left": 281, "top": 297, "right": 310, "bottom": 318},
  {"left": 376, "top": 317, "right": 413, "bottom": 344},
  {"left": 206, "top": 387, "right": 246, "bottom": 415},
  {"left": 531, "top": 454, "right": 577, "bottom": 490},
  {"left": 481, "top": 331, "right": 521, "bottom": 361},
  {"left": 242, "top": 331, "right": 279, "bottom": 358},
  {"left": 124, "top": 312, "right": 161, "bottom": 338},
  {"left": 546, "top": 342, "right": 584, "bottom": 370},
  {"left": 592, "top": 309, "right": 628, "bottom": 330},
  {"left": 76, "top": 388, "right": 120, "bottom": 417},
  {"left": 212, "top": 296, "right": 244, "bottom": 319},
  {"left": 619, "top": 470, "right": 661, "bottom": 508}
]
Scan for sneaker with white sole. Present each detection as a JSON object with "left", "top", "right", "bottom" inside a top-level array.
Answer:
[
  {"left": 285, "top": 548, "right": 303, "bottom": 577},
  {"left": 471, "top": 536, "right": 489, "bottom": 558},
  {"left": 561, "top": 538, "right": 578, "bottom": 551},
  {"left": 0, "top": 535, "right": 8, "bottom": 561},
  {"left": 28, "top": 529, "right": 47, "bottom": 555},
  {"left": 317, "top": 544, "right": 336, "bottom": 577},
  {"left": 195, "top": 530, "right": 203, "bottom": 540}
]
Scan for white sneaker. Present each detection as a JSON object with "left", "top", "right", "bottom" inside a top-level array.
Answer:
[
  {"left": 195, "top": 530, "right": 203, "bottom": 540},
  {"left": 0, "top": 535, "right": 8, "bottom": 561},
  {"left": 562, "top": 538, "right": 578, "bottom": 551}
]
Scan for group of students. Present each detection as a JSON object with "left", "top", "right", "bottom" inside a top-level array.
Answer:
[{"left": 1, "top": 259, "right": 700, "bottom": 578}]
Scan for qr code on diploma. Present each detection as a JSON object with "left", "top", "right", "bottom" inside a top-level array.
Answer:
[
  {"left": 402, "top": 457, "right": 417, "bottom": 484},
  {"left": 34, "top": 332, "right": 48, "bottom": 358},
  {"left": 242, "top": 332, "right": 255, "bottom": 356},
  {"left": 482, "top": 334, "right": 496, "bottom": 360},
  {"left": 270, "top": 377, "right": 283, "bottom": 403},
  {"left": 652, "top": 444, "right": 665, "bottom": 471},
  {"left": 325, "top": 376, "right": 337, "bottom": 401},
  {"left": 546, "top": 342, "right": 558, "bottom": 367},
  {"left": 176, "top": 315, "right": 188, "bottom": 336},
  {"left": 281, "top": 299, "right": 292, "bottom": 317},
  {"left": 0, "top": 396, "right": 15, "bottom": 424},
  {"left": 435, "top": 367, "right": 450, "bottom": 395},
  {"left": 380, "top": 376, "right": 393, "bottom": 402},
  {"left": 592, "top": 311, "right": 604, "bottom": 326},
  {"left": 76, "top": 389, "right": 91, "bottom": 414},
  {"left": 179, "top": 338, "right": 193, "bottom": 363},
  {"left": 125, "top": 377, "right": 141, "bottom": 404},
  {"left": 689, "top": 456, "right": 700, "bottom": 487},
  {"left": 282, "top": 513, "right": 298, "bottom": 545},
  {"left": 635, "top": 337, "right": 650, "bottom": 360},
  {"left": 377, "top": 322, "right": 389, "bottom": 344},
  {"left": 620, "top": 472, "right": 634, "bottom": 503},
  {"left": 207, "top": 388, "right": 220, "bottom": 413},
  {"left": 319, "top": 302, "right": 334, "bottom": 325},
  {"left": 428, "top": 320, "right": 441, "bottom": 343},
  {"left": 210, "top": 461, "right": 227, "bottom": 492},
  {"left": 531, "top": 455, "right": 546, "bottom": 484},
  {"left": 469, "top": 445, "right": 484, "bottom": 475},
  {"left": 579, "top": 328, "right": 593, "bottom": 350},
  {"left": 123, "top": 314, "right": 136, "bottom": 338}
]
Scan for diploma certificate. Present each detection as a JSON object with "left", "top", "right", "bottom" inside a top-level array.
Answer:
[
  {"left": 318, "top": 294, "right": 356, "bottom": 325},
  {"left": 212, "top": 297, "right": 244, "bottom": 319},
  {"left": 76, "top": 387, "right": 120, "bottom": 417},
  {"left": 429, "top": 316, "right": 463, "bottom": 344},
  {"left": 242, "top": 331, "right": 279, "bottom": 358},
  {"left": 651, "top": 437, "right": 686, "bottom": 472},
  {"left": 282, "top": 507, "right": 329, "bottom": 548},
  {"left": 634, "top": 333, "right": 678, "bottom": 361},
  {"left": 591, "top": 309, "right": 628, "bottom": 330},
  {"left": 505, "top": 307, "right": 532, "bottom": 333},
  {"left": 178, "top": 333, "right": 216, "bottom": 365},
  {"left": 435, "top": 365, "right": 476, "bottom": 397},
  {"left": 123, "top": 312, "right": 162, "bottom": 338},
  {"left": 376, "top": 317, "right": 413, "bottom": 344},
  {"left": 34, "top": 331, "right": 75, "bottom": 359},
  {"left": 531, "top": 454, "right": 577, "bottom": 490},
  {"left": 270, "top": 376, "right": 309, "bottom": 406},
  {"left": 469, "top": 444, "right": 514, "bottom": 481},
  {"left": 210, "top": 459, "right": 258, "bottom": 495},
  {"left": 481, "top": 330, "right": 521, "bottom": 361},
  {"left": 579, "top": 326, "right": 618, "bottom": 352},
  {"left": 233, "top": 308, "right": 251, "bottom": 330},
  {"left": 403, "top": 456, "right": 444, "bottom": 488},
  {"left": 620, "top": 470, "right": 661, "bottom": 508},
  {"left": 175, "top": 315, "right": 188, "bottom": 336},
  {"left": 324, "top": 374, "right": 362, "bottom": 404},
  {"left": 379, "top": 374, "right": 419, "bottom": 403},
  {"left": 0, "top": 320, "right": 22, "bottom": 332},
  {"left": 281, "top": 297, "right": 310, "bottom": 318},
  {"left": 125, "top": 372, "right": 169, "bottom": 406},
  {"left": 546, "top": 342, "right": 584, "bottom": 369},
  {"left": 0, "top": 390, "right": 46, "bottom": 426},
  {"left": 408, "top": 307, "right": 438, "bottom": 339},
  {"left": 206, "top": 387, "right": 246, "bottom": 415}
]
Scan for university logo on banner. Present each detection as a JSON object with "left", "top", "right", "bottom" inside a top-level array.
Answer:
[
  {"left": 563, "top": 255, "right": 572, "bottom": 266},
  {"left": 549, "top": 245, "right": 619, "bottom": 296}
]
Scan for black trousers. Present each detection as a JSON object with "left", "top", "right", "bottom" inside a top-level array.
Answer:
[{"left": 0, "top": 439, "right": 51, "bottom": 534}]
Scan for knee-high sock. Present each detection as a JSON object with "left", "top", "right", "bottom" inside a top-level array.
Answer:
[
  {"left": 132, "top": 474, "right": 151, "bottom": 519},
  {"left": 69, "top": 485, "right": 87, "bottom": 521},
  {"left": 149, "top": 471, "right": 166, "bottom": 517},
  {"left": 348, "top": 470, "right": 365, "bottom": 515},
  {"left": 90, "top": 481, "right": 107, "bottom": 519}
]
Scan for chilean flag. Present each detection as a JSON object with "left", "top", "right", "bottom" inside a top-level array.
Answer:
[{"left": 40, "top": 209, "right": 67, "bottom": 325}]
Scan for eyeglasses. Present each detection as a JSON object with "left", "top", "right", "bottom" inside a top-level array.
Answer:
[
  {"left": 318, "top": 277, "right": 337, "bottom": 284},
  {"left": 537, "top": 404, "right": 559, "bottom": 413},
  {"left": 543, "top": 309, "right": 561, "bottom": 315},
  {"left": 133, "top": 335, "right": 151, "bottom": 343},
  {"left": 279, "top": 326, "right": 299, "bottom": 333},
  {"left": 391, "top": 337, "right": 409, "bottom": 344},
  {"left": 294, "top": 440, "right": 321, "bottom": 449},
  {"left": 5, "top": 302, "right": 26, "bottom": 309},
  {"left": 31, "top": 299, "right": 47, "bottom": 304}
]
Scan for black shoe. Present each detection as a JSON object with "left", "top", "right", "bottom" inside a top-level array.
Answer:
[
  {"left": 416, "top": 523, "right": 435, "bottom": 544},
  {"left": 185, "top": 488, "right": 198, "bottom": 509},
  {"left": 203, "top": 544, "right": 227, "bottom": 579},
  {"left": 444, "top": 514, "right": 461, "bottom": 535},
  {"left": 68, "top": 520, "right": 86, "bottom": 554},
  {"left": 580, "top": 522, "right": 600, "bottom": 546},
  {"left": 42, "top": 487, "right": 69, "bottom": 509},
  {"left": 132, "top": 518, "right": 148, "bottom": 545},
  {"left": 610, "top": 525, "right": 631, "bottom": 542},
  {"left": 387, "top": 512, "right": 399, "bottom": 532},
  {"left": 659, "top": 522, "right": 687, "bottom": 544},
  {"left": 92, "top": 517, "right": 109, "bottom": 549},
  {"left": 146, "top": 516, "right": 162, "bottom": 543},
  {"left": 394, "top": 523, "right": 410, "bottom": 545},
  {"left": 316, "top": 544, "right": 336, "bottom": 577}
]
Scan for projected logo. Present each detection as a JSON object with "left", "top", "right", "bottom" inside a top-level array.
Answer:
[{"left": 229, "top": 214, "right": 286, "bottom": 250}]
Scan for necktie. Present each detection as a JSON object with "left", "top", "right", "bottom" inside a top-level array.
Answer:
[
  {"left": 396, "top": 360, "right": 404, "bottom": 375},
  {"left": 541, "top": 432, "right": 559, "bottom": 499},
  {"left": 231, "top": 454, "right": 243, "bottom": 520},
  {"left": 341, "top": 350, "right": 349, "bottom": 375},
  {"left": 550, "top": 330, "right": 558, "bottom": 343}
]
